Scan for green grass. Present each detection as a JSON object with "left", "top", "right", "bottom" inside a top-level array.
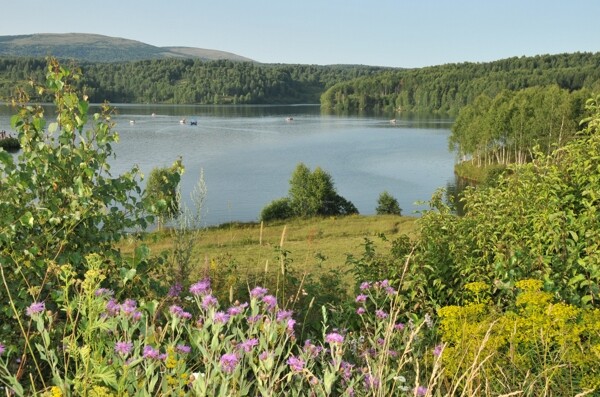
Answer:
[{"left": 120, "top": 214, "right": 417, "bottom": 284}]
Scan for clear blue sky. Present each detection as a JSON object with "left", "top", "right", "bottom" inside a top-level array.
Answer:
[{"left": 0, "top": 0, "right": 598, "bottom": 68}]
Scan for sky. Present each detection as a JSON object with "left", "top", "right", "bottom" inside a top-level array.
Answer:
[{"left": 0, "top": 0, "right": 598, "bottom": 68}]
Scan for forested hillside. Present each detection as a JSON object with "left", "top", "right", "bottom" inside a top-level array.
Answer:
[
  {"left": 0, "top": 57, "right": 385, "bottom": 104},
  {"left": 321, "top": 52, "right": 600, "bottom": 115},
  {"left": 2, "top": 52, "right": 599, "bottom": 109}
]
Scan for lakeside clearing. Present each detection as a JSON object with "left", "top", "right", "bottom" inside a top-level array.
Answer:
[{"left": 119, "top": 214, "right": 418, "bottom": 287}]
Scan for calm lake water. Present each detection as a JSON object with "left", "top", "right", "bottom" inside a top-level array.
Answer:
[{"left": 0, "top": 104, "right": 456, "bottom": 226}]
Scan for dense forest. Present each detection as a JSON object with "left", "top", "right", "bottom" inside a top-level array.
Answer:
[
  {"left": 0, "top": 57, "right": 385, "bottom": 104},
  {"left": 1, "top": 52, "right": 599, "bottom": 111},
  {"left": 321, "top": 52, "right": 600, "bottom": 115}
]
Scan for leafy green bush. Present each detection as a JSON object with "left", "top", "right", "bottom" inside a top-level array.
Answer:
[
  {"left": 144, "top": 158, "right": 184, "bottom": 229},
  {"left": 375, "top": 191, "right": 402, "bottom": 215},
  {"left": 261, "top": 163, "right": 358, "bottom": 221},
  {"left": 260, "top": 197, "right": 293, "bottom": 221},
  {"left": 413, "top": 94, "right": 600, "bottom": 310}
]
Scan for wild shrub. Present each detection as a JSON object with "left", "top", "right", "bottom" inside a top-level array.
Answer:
[{"left": 438, "top": 279, "right": 600, "bottom": 395}]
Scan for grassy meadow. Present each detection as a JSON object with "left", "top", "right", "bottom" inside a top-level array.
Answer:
[{"left": 120, "top": 214, "right": 417, "bottom": 289}]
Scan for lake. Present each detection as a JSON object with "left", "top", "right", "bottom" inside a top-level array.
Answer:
[{"left": 0, "top": 104, "right": 456, "bottom": 226}]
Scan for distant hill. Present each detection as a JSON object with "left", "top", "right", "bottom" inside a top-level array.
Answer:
[{"left": 0, "top": 33, "right": 253, "bottom": 63}]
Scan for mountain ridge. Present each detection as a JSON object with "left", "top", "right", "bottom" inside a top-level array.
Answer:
[{"left": 0, "top": 33, "right": 254, "bottom": 63}]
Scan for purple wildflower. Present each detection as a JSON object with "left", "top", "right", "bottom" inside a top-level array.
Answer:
[
  {"left": 176, "top": 344, "right": 191, "bottom": 354},
  {"left": 364, "top": 374, "right": 380, "bottom": 390},
  {"left": 325, "top": 332, "right": 344, "bottom": 345},
  {"left": 227, "top": 302, "right": 248, "bottom": 316},
  {"left": 385, "top": 286, "right": 397, "bottom": 295},
  {"left": 105, "top": 298, "right": 120, "bottom": 316},
  {"left": 416, "top": 386, "right": 428, "bottom": 396},
  {"left": 359, "top": 282, "right": 371, "bottom": 291},
  {"left": 26, "top": 302, "right": 45, "bottom": 317},
  {"left": 287, "top": 355, "right": 305, "bottom": 372},
  {"left": 394, "top": 322, "right": 405, "bottom": 331},
  {"left": 276, "top": 309, "right": 293, "bottom": 321},
  {"left": 355, "top": 294, "right": 367, "bottom": 303},
  {"left": 250, "top": 286, "right": 268, "bottom": 298},
  {"left": 213, "top": 311, "right": 230, "bottom": 324},
  {"left": 375, "top": 309, "right": 388, "bottom": 319},
  {"left": 262, "top": 295, "right": 277, "bottom": 310},
  {"left": 94, "top": 288, "right": 114, "bottom": 297},
  {"left": 170, "top": 305, "right": 192, "bottom": 319},
  {"left": 168, "top": 283, "right": 183, "bottom": 298},
  {"left": 375, "top": 279, "right": 390, "bottom": 289},
  {"left": 121, "top": 299, "right": 137, "bottom": 316},
  {"left": 0, "top": 343, "right": 5, "bottom": 356},
  {"left": 201, "top": 294, "right": 218, "bottom": 309},
  {"left": 142, "top": 345, "right": 160, "bottom": 359},
  {"left": 303, "top": 340, "right": 323, "bottom": 357},
  {"left": 114, "top": 341, "right": 133, "bottom": 356},
  {"left": 220, "top": 353, "right": 239, "bottom": 374},
  {"left": 340, "top": 361, "right": 354, "bottom": 381},
  {"left": 356, "top": 307, "right": 366, "bottom": 315},
  {"left": 433, "top": 344, "right": 443, "bottom": 357},
  {"left": 189, "top": 279, "right": 211, "bottom": 296},
  {"left": 259, "top": 351, "right": 270, "bottom": 361},
  {"left": 247, "top": 314, "right": 261, "bottom": 324},
  {"left": 388, "top": 349, "right": 398, "bottom": 358},
  {"left": 287, "top": 318, "right": 296, "bottom": 333},
  {"left": 240, "top": 338, "right": 259, "bottom": 352}
]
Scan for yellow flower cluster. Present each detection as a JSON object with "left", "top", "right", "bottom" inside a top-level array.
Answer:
[{"left": 437, "top": 279, "right": 600, "bottom": 393}]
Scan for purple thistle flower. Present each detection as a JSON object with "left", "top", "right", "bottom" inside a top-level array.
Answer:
[
  {"left": 356, "top": 307, "right": 366, "bottom": 315},
  {"left": 385, "top": 286, "right": 397, "bottom": 295},
  {"left": 247, "top": 314, "right": 261, "bottom": 324},
  {"left": 325, "top": 332, "right": 344, "bottom": 345},
  {"left": 0, "top": 343, "right": 5, "bottom": 356},
  {"left": 142, "top": 345, "right": 160, "bottom": 359},
  {"left": 262, "top": 295, "right": 277, "bottom": 310},
  {"left": 364, "top": 374, "right": 380, "bottom": 390},
  {"left": 213, "top": 311, "right": 230, "bottom": 324},
  {"left": 375, "top": 309, "right": 388, "bottom": 319},
  {"left": 340, "top": 361, "right": 354, "bottom": 381},
  {"left": 433, "top": 344, "right": 443, "bottom": 357},
  {"left": 394, "top": 322, "right": 405, "bottom": 331},
  {"left": 169, "top": 305, "right": 192, "bottom": 319},
  {"left": 359, "top": 281, "right": 371, "bottom": 291},
  {"left": 201, "top": 294, "right": 218, "bottom": 309},
  {"left": 168, "top": 283, "right": 183, "bottom": 298},
  {"left": 176, "top": 344, "right": 191, "bottom": 354},
  {"left": 121, "top": 299, "right": 137, "bottom": 316},
  {"left": 26, "top": 302, "right": 45, "bottom": 317},
  {"left": 250, "top": 286, "right": 268, "bottom": 298},
  {"left": 416, "top": 386, "right": 428, "bottom": 396},
  {"left": 375, "top": 279, "right": 390, "bottom": 289},
  {"left": 94, "top": 288, "right": 114, "bottom": 297},
  {"left": 114, "top": 341, "right": 133, "bottom": 356},
  {"left": 303, "top": 340, "right": 323, "bottom": 357},
  {"left": 220, "top": 353, "right": 239, "bottom": 374},
  {"left": 287, "top": 355, "right": 305, "bottom": 372},
  {"left": 287, "top": 318, "right": 296, "bottom": 333},
  {"left": 276, "top": 309, "right": 293, "bottom": 321},
  {"left": 189, "top": 279, "right": 211, "bottom": 296},
  {"left": 227, "top": 302, "right": 248, "bottom": 316},
  {"left": 240, "top": 338, "right": 259, "bottom": 352},
  {"left": 355, "top": 294, "right": 367, "bottom": 303},
  {"left": 105, "top": 298, "right": 120, "bottom": 316},
  {"left": 259, "top": 351, "right": 270, "bottom": 361}
]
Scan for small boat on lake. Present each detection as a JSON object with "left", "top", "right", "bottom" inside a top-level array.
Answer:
[
  {"left": 286, "top": 117, "right": 294, "bottom": 122},
  {"left": 190, "top": 120, "right": 198, "bottom": 126}
]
